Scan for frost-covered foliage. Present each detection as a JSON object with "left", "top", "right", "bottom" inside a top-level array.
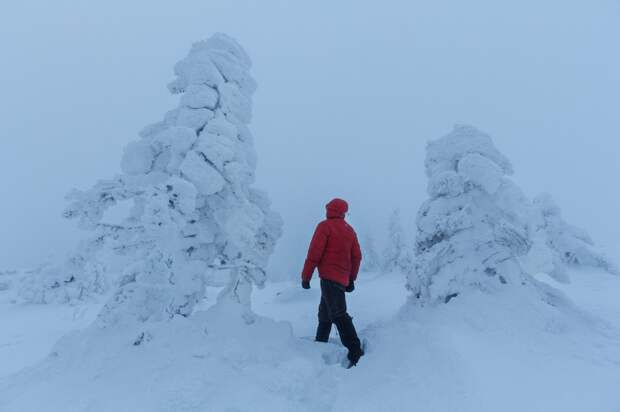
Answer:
[
  {"left": 408, "top": 125, "right": 537, "bottom": 304},
  {"left": 361, "top": 234, "right": 381, "bottom": 273},
  {"left": 528, "top": 193, "right": 618, "bottom": 279},
  {"left": 17, "top": 242, "right": 107, "bottom": 304},
  {"left": 0, "top": 269, "right": 17, "bottom": 293},
  {"left": 61, "top": 34, "right": 281, "bottom": 325},
  {"left": 15, "top": 227, "right": 132, "bottom": 304},
  {"left": 383, "top": 209, "right": 413, "bottom": 274}
]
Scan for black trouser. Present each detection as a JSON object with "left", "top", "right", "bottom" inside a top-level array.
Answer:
[
  {"left": 318, "top": 279, "right": 348, "bottom": 325},
  {"left": 315, "top": 279, "right": 363, "bottom": 363}
]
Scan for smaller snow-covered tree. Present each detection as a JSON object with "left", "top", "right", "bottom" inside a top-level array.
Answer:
[
  {"left": 0, "top": 269, "right": 17, "bottom": 292},
  {"left": 17, "top": 239, "right": 107, "bottom": 304},
  {"left": 410, "top": 125, "right": 617, "bottom": 305},
  {"left": 409, "top": 125, "right": 536, "bottom": 304},
  {"left": 529, "top": 193, "right": 618, "bottom": 279},
  {"left": 361, "top": 234, "right": 381, "bottom": 273},
  {"left": 383, "top": 209, "right": 413, "bottom": 273}
]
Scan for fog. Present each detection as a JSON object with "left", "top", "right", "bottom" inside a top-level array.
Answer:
[{"left": 1, "top": 0, "right": 619, "bottom": 277}]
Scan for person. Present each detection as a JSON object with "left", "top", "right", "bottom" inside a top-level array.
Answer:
[{"left": 301, "top": 198, "right": 364, "bottom": 368}]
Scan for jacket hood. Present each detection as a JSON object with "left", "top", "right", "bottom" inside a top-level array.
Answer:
[{"left": 326, "top": 198, "right": 349, "bottom": 219}]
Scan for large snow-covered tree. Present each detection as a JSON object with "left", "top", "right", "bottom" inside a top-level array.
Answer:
[
  {"left": 62, "top": 34, "right": 282, "bottom": 325},
  {"left": 383, "top": 209, "right": 413, "bottom": 273}
]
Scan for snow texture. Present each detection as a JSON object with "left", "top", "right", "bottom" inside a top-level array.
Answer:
[{"left": 37, "top": 34, "right": 282, "bottom": 322}]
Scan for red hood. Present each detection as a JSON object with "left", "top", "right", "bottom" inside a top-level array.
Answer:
[{"left": 326, "top": 198, "right": 349, "bottom": 219}]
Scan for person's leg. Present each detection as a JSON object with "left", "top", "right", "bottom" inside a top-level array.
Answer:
[
  {"left": 320, "top": 279, "right": 347, "bottom": 318},
  {"left": 315, "top": 293, "right": 332, "bottom": 342},
  {"left": 333, "top": 315, "right": 363, "bottom": 366},
  {"left": 321, "top": 280, "right": 363, "bottom": 365}
]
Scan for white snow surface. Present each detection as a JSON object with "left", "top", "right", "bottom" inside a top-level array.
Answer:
[{"left": 1, "top": 267, "right": 620, "bottom": 412}]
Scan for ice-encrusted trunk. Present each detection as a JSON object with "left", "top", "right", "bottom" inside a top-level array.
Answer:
[{"left": 63, "top": 34, "right": 282, "bottom": 326}]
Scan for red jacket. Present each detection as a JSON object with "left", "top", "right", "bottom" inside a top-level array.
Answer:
[{"left": 302, "top": 199, "right": 362, "bottom": 287}]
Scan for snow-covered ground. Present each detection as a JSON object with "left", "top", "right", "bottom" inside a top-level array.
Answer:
[
  {"left": 256, "top": 269, "right": 620, "bottom": 412},
  {"left": 0, "top": 273, "right": 102, "bottom": 380},
  {"left": 1, "top": 264, "right": 620, "bottom": 411}
]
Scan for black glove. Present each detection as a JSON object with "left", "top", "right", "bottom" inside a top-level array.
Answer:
[
  {"left": 345, "top": 280, "right": 355, "bottom": 293},
  {"left": 302, "top": 280, "right": 311, "bottom": 290}
]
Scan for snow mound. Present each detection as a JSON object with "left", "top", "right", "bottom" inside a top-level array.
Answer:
[
  {"left": 0, "top": 304, "right": 340, "bottom": 412},
  {"left": 3, "top": 271, "right": 620, "bottom": 412},
  {"left": 327, "top": 268, "right": 620, "bottom": 412}
]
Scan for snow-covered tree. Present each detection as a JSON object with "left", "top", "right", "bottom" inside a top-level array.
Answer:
[
  {"left": 62, "top": 34, "right": 282, "bottom": 325},
  {"left": 409, "top": 125, "right": 618, "bottom": 305},
  {"left": 361, "top": 234, "right": 381, "bottom": 273},
  {"left": 383, "top": 209, "right": 413, "bottom": 273},
  {"left": 408, "top": 125, "right": 538, "bottom": 304},
  {"left": 526, "top": 193, "right": 618, "bottom": 280},
  {"left": 0, "top": 269, "right": 17, "bottom": 292},
  {"left": 17, "top": 239, "right": 108, "bottom": 304}
]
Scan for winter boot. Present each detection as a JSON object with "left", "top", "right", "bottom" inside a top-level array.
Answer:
[
  {"left": 334, "top": 314, "right": 364, "bottom": 367},
  {"left": 315, "top": 321, "right": 332, "bottom": 343}
]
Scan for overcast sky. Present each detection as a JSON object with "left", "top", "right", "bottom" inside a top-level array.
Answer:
[{"left": 1, "top": 0, "right": 619, "bottom": 276}]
